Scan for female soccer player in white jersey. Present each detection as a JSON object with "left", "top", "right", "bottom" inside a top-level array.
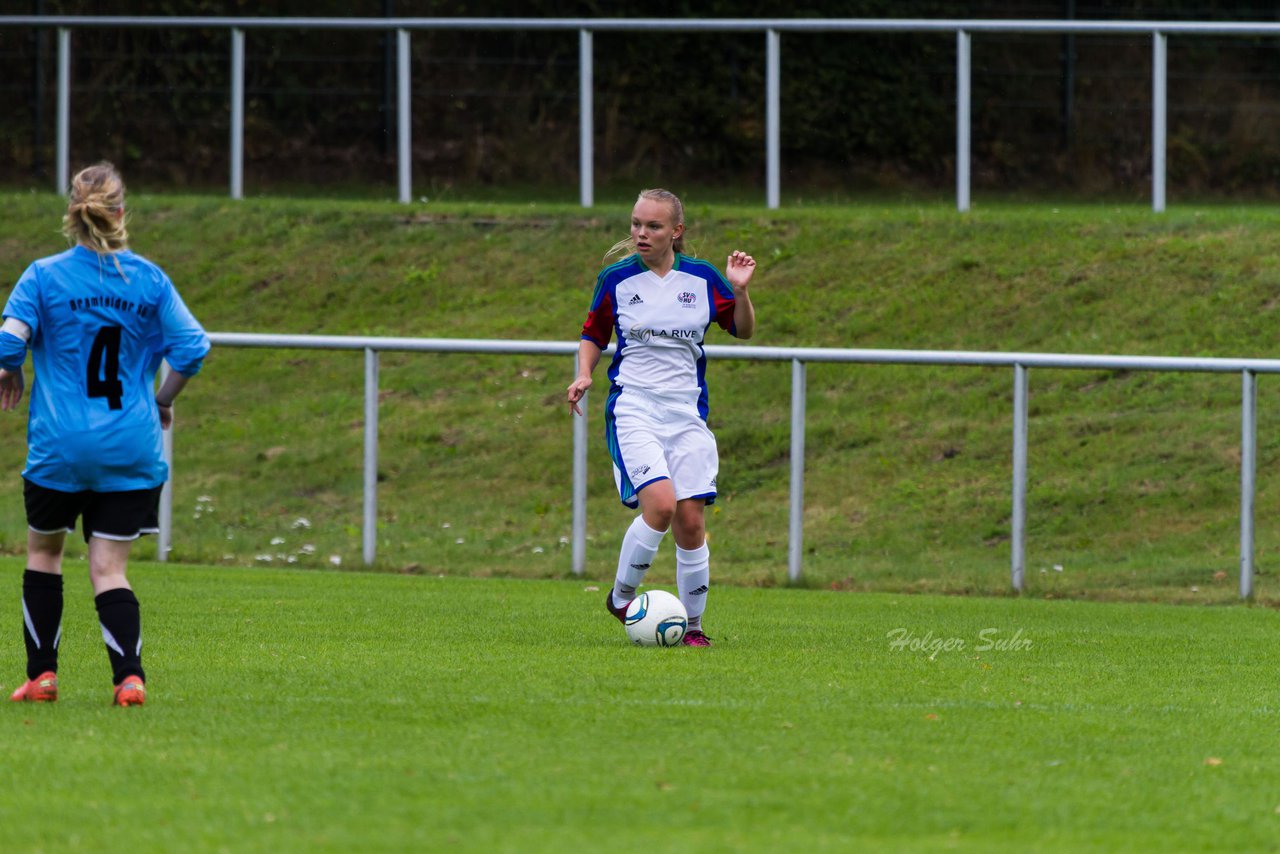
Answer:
[
  {"left": 567, "top": 188, "right": 756, "bottom": 646},
  {"left": 0, "top": 162, "right": 210, "bottom": 706}
]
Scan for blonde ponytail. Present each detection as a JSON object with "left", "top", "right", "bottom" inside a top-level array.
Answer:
[{"left": 62, "top": 161, "right": 128, "bottom": 254}]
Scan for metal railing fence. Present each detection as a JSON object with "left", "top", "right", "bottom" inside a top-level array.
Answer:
[
  {"left": 8, "top": 15, "right": 1280, "bottom": 210},
  {"left": 167, "top": 333, "right": 1280, "bottom": 599}
]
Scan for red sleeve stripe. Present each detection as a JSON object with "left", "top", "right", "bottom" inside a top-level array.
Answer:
[
  {"left": 581, "top": 291, "right": 615, "bottom": 348},
  {"left": 711, "top": 279, "right": 736, "bottom": 334}
]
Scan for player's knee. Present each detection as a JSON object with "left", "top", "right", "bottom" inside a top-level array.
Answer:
[
  {"left": 674, "top": 522, "right": 705, "bottom": 547},
  {"left": 29, "top": 540, "right": 60, "bottom": 559},
  {"left": 88, "top": 554, "right": 130, "bottom": 584},
  {"left": 27, "top": 533, "right": 64, "bottom": 563},
  {"left": 673, "top": 512, "right": 706, "bottom": 546},
  {"left": 89, "top": 571, "right": 130, "bottom": 596},
  {"left": 642, "top": 500, "right": 676, "bottom": 530},
  {"left": 648, "top": 507, "right": 675, "bottom": 531}
]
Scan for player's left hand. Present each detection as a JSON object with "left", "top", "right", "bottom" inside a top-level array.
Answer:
[
  {"left": 0, "top": 367, "right": 24, "bottom": 411},
  {"left": 726, "top": 250, "right": 756, "bottom": 291}
]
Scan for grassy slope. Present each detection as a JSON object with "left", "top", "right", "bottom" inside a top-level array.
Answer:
[
  {"left": 2, "top": 194, "right": 1280, "bottom": 602},
  {"left": 1, "top": 563, "right": 1278, "bottom": 852}
]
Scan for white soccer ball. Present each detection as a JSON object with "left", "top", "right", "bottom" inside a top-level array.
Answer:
[{"left": 624, "top": 590, "right": 688, "bottom": 647}]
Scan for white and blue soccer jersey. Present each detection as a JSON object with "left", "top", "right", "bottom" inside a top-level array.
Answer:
[
  {"left": 580, "top": 253, "right": 739, "bottom": 417},
  {"left": 0, "top": 246, "right": 210, "bottom": 492},
  {"left": 581, "top": 253, "right": 739, "bottom": 507}
]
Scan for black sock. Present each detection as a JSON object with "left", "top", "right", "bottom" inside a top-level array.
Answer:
[
  {"left": 22, "top": 569, "right": 63, "bottom": 681},
  {"left": 95, "top": 588, "right": 144, "bottom": 685}
]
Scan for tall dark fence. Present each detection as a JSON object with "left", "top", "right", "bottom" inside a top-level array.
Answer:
[{"left": 3, "top": 1, "right": 1280, "bottom": 198}]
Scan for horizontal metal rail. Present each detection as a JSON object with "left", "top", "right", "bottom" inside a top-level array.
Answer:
[
  {"left": 9, "top": 17, "right": 1280, "bottom": 35},
  {"left": 208, "top": 332, "right": 1280, "bottom": 373},
  {"left": 177, "top": 333, "right": 1274, "bottom": 598}
]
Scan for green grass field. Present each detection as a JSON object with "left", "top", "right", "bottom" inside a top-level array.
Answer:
[
  {"left": 2, "top": 194, "right": 1280, "bottom": 848},
  {"left": 5, "top": 193, "right": 1280, "bottom": 602},
  {"left": 2, "top": 560, "right": 1278, "bottom": 852}
]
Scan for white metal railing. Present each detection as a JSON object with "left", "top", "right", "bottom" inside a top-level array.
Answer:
[
  {"left": 165, "top": 333, "right": 1280, "bottom": 598},
  {"left": 8, "top": 15, "right": 1280, "bottom": 210}
]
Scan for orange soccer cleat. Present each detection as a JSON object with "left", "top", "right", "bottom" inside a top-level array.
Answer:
[
  {"left": 10, "top": 671, "right": 58, "bottom": 703},
  {"left": 112, "top": 676, "right": 146, "bottom": 707}
]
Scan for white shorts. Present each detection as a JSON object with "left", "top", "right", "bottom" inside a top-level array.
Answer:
[{"left": 605, "top": 385, "right": 719, "bottom": 509}]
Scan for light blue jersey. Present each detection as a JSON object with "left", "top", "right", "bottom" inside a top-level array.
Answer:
[{"left": 0, "top": 246, "right": 210, "bottom": 492}]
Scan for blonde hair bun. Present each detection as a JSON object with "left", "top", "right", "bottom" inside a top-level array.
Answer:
[{"left": 62, "top": 161, "right": 128, "bottom": 253}]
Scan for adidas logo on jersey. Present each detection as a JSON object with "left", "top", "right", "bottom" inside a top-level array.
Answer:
[{"left": 628, "top": 293, "right": 644, "bottom": 305}]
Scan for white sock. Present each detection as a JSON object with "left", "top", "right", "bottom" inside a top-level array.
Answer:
[
  {"left": 612, "top": 515, "right": 667, "bottom": 608},
  {"left": 676, "top": 542, "right": 710, "bottom": 631}
]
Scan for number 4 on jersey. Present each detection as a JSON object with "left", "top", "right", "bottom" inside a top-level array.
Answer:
[{"left": 87, "top": 325, "right": 123, "bottom": 410}]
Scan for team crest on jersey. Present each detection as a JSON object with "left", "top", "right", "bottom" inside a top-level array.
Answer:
[{"left": 677, "top": 291, "right": 697, "bottom": 308}]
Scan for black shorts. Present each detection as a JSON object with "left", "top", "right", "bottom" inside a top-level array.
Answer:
[{"left": 24, "top": 480, "right": 163, "bottom": 544}]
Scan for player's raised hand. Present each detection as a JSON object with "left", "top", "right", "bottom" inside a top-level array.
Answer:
[
  {"left": 0, "top": 368, "right": 24, "bottom": 411},
  {"left": 726, "top": 250, "right": 756, "bottom": 291}
]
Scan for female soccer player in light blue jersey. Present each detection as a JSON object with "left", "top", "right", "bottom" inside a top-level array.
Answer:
[
  {"left": 567, "top": 188, "right": 756, "bottom": 646},
  {"left": 0, "top": 162, "right": 210, "bottom": 706}
]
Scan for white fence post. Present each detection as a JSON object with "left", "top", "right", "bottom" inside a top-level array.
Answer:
[
  {"left": 230, "top": 28, "right": 244, "bottom": 200},
  {"left": 579, "top": 29, "right": 593, "bottom": 209},
  {"left": 1240, "top": 369, "right": 1256, "bottom": 599},
  {"left": 766, "top": 28, "right": 781, "bottom": 210},
  {"left": 572, "top": 355, "right": 588, "bottom": 575},
  {"left": 364, "top": 348, "right": 379, "bottom": 564},
  {"left": 397, "top": 29, "right": 411, "bottom": 204},
  {"left": 956, "top": 29, "right": 971, "bottom": 213},
  {"left": 1152, "top": 31, "right": 1167, "bottom": 212},
  {"left": 787, "top": 358, "right": 806, "bottom": 582},
  {"left": 55, "top": 26, "right": 69, "bottom": 195},
  {"left": 1011, "top": 364, "right": 1029, "bottom": 592}
]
